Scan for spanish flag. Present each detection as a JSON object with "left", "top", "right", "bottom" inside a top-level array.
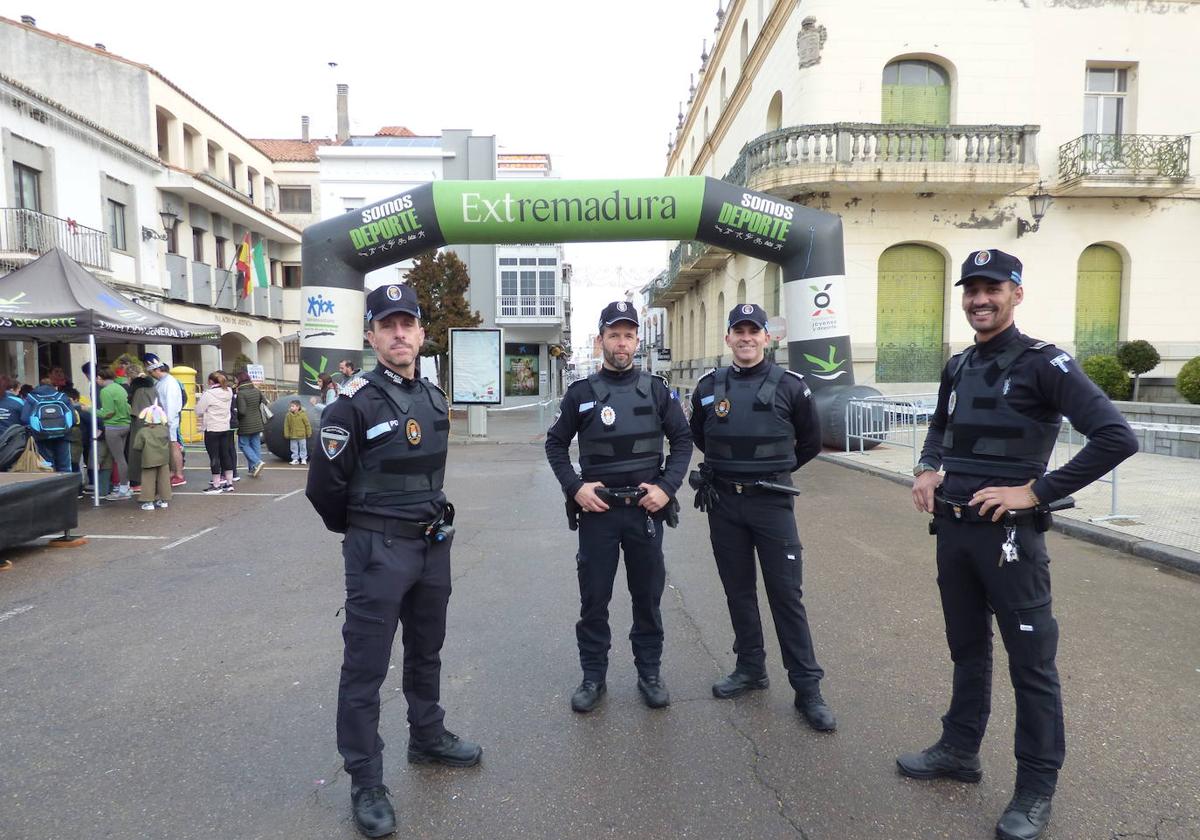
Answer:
[{"left": 236, "top": 233, "right": 252, "bottom": 298}]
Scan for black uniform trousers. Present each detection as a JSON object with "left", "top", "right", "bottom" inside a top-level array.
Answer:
[
  {"left": 706, "top": 490, "right": 824, "bottom": 693},
  {"left": 576, "top": 504, "right": 666, "bottom": 682},
  {"left": 935, "top": 516, "right": 1065, "bottom": 796},
  {"left": 338, "top": 525, "right": 452, "bottom": 788}
]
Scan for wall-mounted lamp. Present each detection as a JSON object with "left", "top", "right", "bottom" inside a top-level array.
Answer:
[
  {"left": 142, "top": 208, "right": 180, "bottom": 241},
  {"left": 1016, "top": 183, "right": 1053, "bottom": 238}
]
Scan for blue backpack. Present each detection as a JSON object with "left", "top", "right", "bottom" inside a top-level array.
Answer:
[{"left": 28, "top": 392, "right": 75, "bottom": 439}]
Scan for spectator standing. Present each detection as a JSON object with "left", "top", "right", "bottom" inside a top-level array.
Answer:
[
  {"left": 142, "top": 354, "right": 187, "bottom": 487},
  {"left": 0, "top": 375, "right": 24, "bottom": 434},
  {"left": 96, "top": 366, "right": 132, "bottom": 500},
  {"left": 131, "top": 404, "right": 172, "bottom": 511},
  {"left": 234, "top": 372, "right": 266, "bottom": 477},
  {"left": 126, "top": 366, "right": 157, "bottom": 491},
  {"left": 309, "top": 372, "right": 338, "bottom": 409},
  {"left": 194, "top": 371, "right": 235, "bottom": 494},
  {"left": 21, "top": 377, "right": 76, "bottom": 473},
  {"left": 283, "top": 399, "right": 311, "bottom": 464}
]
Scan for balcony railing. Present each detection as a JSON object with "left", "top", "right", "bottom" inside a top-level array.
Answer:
[
  {"left": 0, "top": 208, "right": 111, "bottom": 270},
  {"left": 724, "top": 123, "right": 1039, "bottom": 186},
  {"left": 1058, "top": 134, "right": 1190, "bottom": 182},
  {"left": 496, "top": 294, "right": 562, "bottom": 320}
]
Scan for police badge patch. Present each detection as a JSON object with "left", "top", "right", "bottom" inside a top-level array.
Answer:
[
  {"left": 715, "top": 398, "right": 731, "bottom": 418},
  {"left": 405, "top": 418, "right": 422, "bottom": 445},
  {"left": 948, "top": 391, "right": 958, "bottom": 415},
  {"left": 320, "top": 425, "right": 350, "bottom": 460},
  {"left": 600, "top": 405, "right": 617, "bottom": 426}
]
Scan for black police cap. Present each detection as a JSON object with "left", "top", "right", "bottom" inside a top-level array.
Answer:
[
  {"left": 598, "top": 300, "right": 639, "bottom": 331},
  {"left": 728, "top": 303, "right": 768, "bottom": 331},
  {"left": 958, "top": 249, "right": 1023, "bottom": 286},
  {"left": 365, "top": 283, "right": 422, "bottom": 322}
]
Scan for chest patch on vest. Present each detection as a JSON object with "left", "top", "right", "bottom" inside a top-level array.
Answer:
[
  {"left": 948, "top": 391, "right": 958, "bottom": 415},
  {"left": 600, "top": 405, "right": 616, "bottom": 426},
  {"left": 715, "top": 398, "right": 731, "bottom": 418},
  {"left": 321, "top": 425, "right": 350, "bottom": 460},
  {"left": 405, "top": 418, "right": 422, "bottom": 445}
]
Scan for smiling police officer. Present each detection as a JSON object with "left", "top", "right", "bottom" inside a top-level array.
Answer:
[
  {"left": 899, "top": 250, "right": 1137, "bottom": 840},
  {"left": 545, "top": 301, "right": 693, "bottom": 713},
  {"left": 306, "top": 283, "right": 480, "bottom": 839},
  {"left": 688, "top": 303, "right": 835, "bottom": 732}
]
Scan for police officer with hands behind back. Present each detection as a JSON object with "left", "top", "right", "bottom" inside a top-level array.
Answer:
[
  {"left": 899, "top": 249, "right": 1137, "bottom": 840},
  {"left": 545, "top": 301, "right": 693, "bottom": 714},
  {"left": 689, "top": 303, "right": 835, "bottom": 732},
  {"left": 306, "top": 282, "right": 480, "bottom": 839}
]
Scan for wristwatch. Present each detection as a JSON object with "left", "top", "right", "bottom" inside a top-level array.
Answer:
[{"left": 912, "top": 462, "right": 937, "bottom": 477}]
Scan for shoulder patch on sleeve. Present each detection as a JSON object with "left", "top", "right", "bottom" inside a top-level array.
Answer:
[
  {"left": 319, "top": 425, "right": 351, "bottom": 459},
  {"left": 339, "top": 376, "right": 370, "bottom": 399}
]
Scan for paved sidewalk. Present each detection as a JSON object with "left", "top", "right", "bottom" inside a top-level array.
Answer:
[{"left": 824, "top": 441, "right": 1200, "bottom": 575}]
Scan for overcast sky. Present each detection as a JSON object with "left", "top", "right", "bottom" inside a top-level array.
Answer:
[{"left": 8, "top": 0, "right": 720, "bottom": 330}]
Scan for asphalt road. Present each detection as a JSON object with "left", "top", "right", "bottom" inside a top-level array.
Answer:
[{"left": 1, "top": 445, "right": 1197, "bottom": 840}]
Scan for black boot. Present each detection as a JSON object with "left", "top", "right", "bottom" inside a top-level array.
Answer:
[
  {"left": 570, "top": 679, "right": 606, "bottom": 713},
  {"left": 712, "top": 670, "right": 770, "bottom": 699},
  {"left": 794, "top": 690, "right": 837, "bottom": 732},
  {"left": 995, "top": 788, "right": 1053, "bottom": 840},
  {"left": 350, "top": 785, "right": 396, "bottom": 838},
  {"left": 406, "top": 731, "right": 482, "bottom": 767},
  {"left": 637, "top": 674, "right": 671, "bottom": 708},
  {"left": 896, "top": 741, "right": 982, "bottom": 783}
]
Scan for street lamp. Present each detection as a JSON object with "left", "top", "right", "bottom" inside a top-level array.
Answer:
[
  {"left": 1016, "top": 183, "right": 1052, "bottom": 238},
  {"left": 142, "top": 208, "right": 180, "bottom": 241}
]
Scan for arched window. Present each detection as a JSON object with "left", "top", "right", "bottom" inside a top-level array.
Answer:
[
  {"left": 688, "top": 308, "right": 696, "bottom": 361},
  {"left": 704, "top": 107, "right": 710, "bottom": 139},
  {"left": 1075, "top": 244, "right": 1123, "bottom": 359},
  {"left": 882, "top": 58, "right": 950, "bottom": 160},
  {"left": 736, "top": 278, "right": 747, "bottom": 304},
  {"left": 876, "top": 244, "right": 946, "bottom": 382},
  {"left": 720, "top": 68, "right": 728, "bottom": 106},
  {"left": 740, "top": 20, "right": 750, "bottom": 65},
  {"left": 764, "top": 264, "right": 781, "bottom": 316},
  {"left": 766, "top": 91, "right": 783, "bottom": 132},
  {"left": 699, "top": 301, "right": 708, "bottom": 359}
]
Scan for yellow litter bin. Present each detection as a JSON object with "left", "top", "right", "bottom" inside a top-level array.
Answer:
[{"left": 172, "top": 365, "right": 202, "bottom": 444}]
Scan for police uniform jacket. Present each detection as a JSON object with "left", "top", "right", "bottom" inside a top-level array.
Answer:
[
  {"left": 689, "top": 359, "right": 822, "bottom": 479},
  {"left": 306, "top": 364, "right": 449, "bottom": 533},
  {"left": 920, "top": 324, "right": 1138, "bottom": 502},
  {"left": 545, "top": 367, "right": 693, "bottom": 499}
]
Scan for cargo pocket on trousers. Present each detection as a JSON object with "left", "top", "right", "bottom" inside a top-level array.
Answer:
[
  {"left": 1010, "top": 598, "right": 1058, "bottom": 663},
  {"left": 344, "top": 604, "right": 388, "bottom": 638},
  {"left": 784, "top": 543, "right": 803, "bottom": 588}
]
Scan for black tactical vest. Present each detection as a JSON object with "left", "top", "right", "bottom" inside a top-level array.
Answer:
[
  {"left": 577, "top": 371, "right": 664, "bottom": 479},
  {"left": 941, "top": 341, "right": 1061, "bottom": 480},
  {"left": 703, "top": 365, "right": 796, "bottom": 476},
  {"left": 348, "top": 371, "right": 450, "bottom": 508}
]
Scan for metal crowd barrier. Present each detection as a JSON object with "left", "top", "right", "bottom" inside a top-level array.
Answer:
[{"left": 844, "top": 393, "right": 938, "bottom": 468}]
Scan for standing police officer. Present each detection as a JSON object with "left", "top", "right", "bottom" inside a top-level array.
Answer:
[
  {"left": 545, "top": 301, "right": 692, "bottom": 713},
  {"left": 689, "top": 303, "right": 835, "bottom": 732},
  {"left": 306, "top": 283, "right": 480, "bottom": 839},
  {"left": 899, "top": 250, "right": 1137, "bottom": 840}
]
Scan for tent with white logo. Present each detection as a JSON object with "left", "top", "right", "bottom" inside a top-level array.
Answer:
[{"left": 0, "top": 248, "right": 220, "bottom": 506}]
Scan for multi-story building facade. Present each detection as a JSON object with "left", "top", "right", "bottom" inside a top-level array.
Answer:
[
  {"left": 0, "top": 14, "right": 302, "bottom": 383},
  {"left": 653, "top": 0, "right": 1200, "bottom": 392}
]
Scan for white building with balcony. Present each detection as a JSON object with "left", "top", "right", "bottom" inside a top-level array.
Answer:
[
  {"left": 0, "top": 14, "right": 302, "bottom": 384},
  {"left": 654, "top": 0, "right": 1200, "bottom": 391}
]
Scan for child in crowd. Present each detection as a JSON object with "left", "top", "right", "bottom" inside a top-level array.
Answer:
[
  {"left": 130, "top": 403, "right": 172, "bottom": 511},
  {"left": 283, "top": 400, "right": 311, "bottom": 465}
]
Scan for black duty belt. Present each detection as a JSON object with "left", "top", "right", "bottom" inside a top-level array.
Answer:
[
  {"left": 712, "top": 475, "right": 795, "bottom": 496},
  {"left": 933, "top": 496, "right": 1037, "bottom": 525},
  {"left": 595, "top": 486, "right": 646, "bottom": 507},
  {"left": 347, "top": 512, "right": 434, "bottom": 540}
]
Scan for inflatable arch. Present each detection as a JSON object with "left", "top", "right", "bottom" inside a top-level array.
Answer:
[{"left": 286, "top": 177, "right": 877, "bottom": 452}]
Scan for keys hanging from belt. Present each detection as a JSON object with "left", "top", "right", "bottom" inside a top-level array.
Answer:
[{"left": 1000, "top": 524, "right": 1020, "bottom": 566}]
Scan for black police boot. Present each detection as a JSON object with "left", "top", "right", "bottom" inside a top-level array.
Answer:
[
  {"left": 350, "top": 785, "right": 396, "bottom": 838},
  {"left": 896, "top": 740, "right": 983, "bottom": 783},
  {"left": 995, "top": 788, "right": 1053, "bottom": 840},
  {"left": 794, "top": 690, "right": 837, "bottom": 732},
  {"left": 637, "top": 674, "right": 671, "bottom": 709},
  {"left": 406, "top": 731, "right": 482, "bottom": 767},
  {"left": 570, "top": 679, "right": 607, "bottom": 713},
  {"left": 712, "top": 670, "right": 770, "bottom": 699}
]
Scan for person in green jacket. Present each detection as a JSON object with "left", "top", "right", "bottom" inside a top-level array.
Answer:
[
  {"left": 126, "top": 366, "right": 157, "bottom": 490},
  {"left": 234, "top": 372, "right": 266, "bottom": 477},
  {"left": 131, "top": 403, "right": 172, "bottom": 510},
  {"left": 96, "top": 366, "right": 132, "bottom": 500},
  {"left": 283, "top": 400, "right": 312, "bottom": 465}
]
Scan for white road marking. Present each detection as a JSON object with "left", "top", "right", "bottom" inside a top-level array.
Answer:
[
  {"left": 67, "top": 535, "right": 165, "bottom": 540},
  {"left": 273, "top": 488, "right": 303, "bottom": 502},
  {"left": 0, "top": 604, "right": 35, "bottom": 623},
  {"left": 161, "top": 527, "right": 216, "bottom": 550},
  {"left": 173, "top": 492, "right": 279, "bottom": 496}
]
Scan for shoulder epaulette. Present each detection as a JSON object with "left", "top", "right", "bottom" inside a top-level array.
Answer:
[
  {"left": 652, "top": 373, "right": 670, "bottom": 388},
  {"left": 422, "top": 377, "right": 447, "bottom": 399},
  {"left": 697, "top": 369, "right": 716, "bottom": 382},
  {"left": 784, "top": 369, "right": 806, "bottom": 381},
  {"left": 340, "top": 376, "right": 370, "bottom": 399},
  {"left": 566, "top": 377, "right": 589, "bottom": 389}
]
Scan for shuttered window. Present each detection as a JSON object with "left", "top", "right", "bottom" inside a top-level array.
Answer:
[{"left": 1075, "top": 245, "right": 1122, "bottom": 360}]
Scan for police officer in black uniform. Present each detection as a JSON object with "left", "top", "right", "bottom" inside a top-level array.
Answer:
[
  {"left": 899, "top": 250, "right": 1137, "bottom": 840},
  {"left": 306, "top": 283, "right": 481, "bottom": 839},
  {"left": 688, "top": 303, "right": 836, "bottom": 732},
  {"left": 545, "top": 301, "right": 693, "bottom": 713}
]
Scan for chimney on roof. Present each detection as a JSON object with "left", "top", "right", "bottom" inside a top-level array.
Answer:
[
  {"left": 95, "top": 43, "right": 106, "bottom": 51},
  {"left": 301, "top": 115, "right": 310, "bottom": 143},
  {"left": 336, "top": 84, "right": 349, "bottom": 144},
  {"left": 20, "top": 15, "right": 35, "bottom": 26}
]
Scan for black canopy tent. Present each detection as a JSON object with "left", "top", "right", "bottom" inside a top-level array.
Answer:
[{"left": 0, "top": 248, "right": 220, "bottom": 506}]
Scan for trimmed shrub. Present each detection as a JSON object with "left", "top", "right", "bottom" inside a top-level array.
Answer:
[
  {"left": 1116, "top": 340, "right": 1161, "bottom": 375},
  {"left": 1082, "top": 354, "right": 1132, "bottom": 401},
  {"left": 1177, "top": 356, "right": 1200, "bottom": 404}
]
